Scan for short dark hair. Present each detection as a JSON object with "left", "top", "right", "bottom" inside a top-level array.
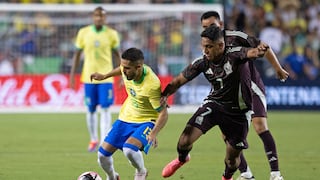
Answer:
[
  {"left": 200, "top": 11, "right": 221, "bottom": 21},
  {"left": 201, "top": 24, "right": 223, "bottom": 42},
  {"left": 94, "top": 6, "right": 106, "bottom": 14},
  {"left": 121, "top": 47, "right": 144, "bottom": 62}
]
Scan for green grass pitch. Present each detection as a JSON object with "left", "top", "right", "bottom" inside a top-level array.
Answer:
[{"left": 0, "top": 111, "right": 320, "bottom": 180}]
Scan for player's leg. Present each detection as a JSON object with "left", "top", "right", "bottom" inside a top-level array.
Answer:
[
  {"left": 223, "top": 141, "right": 243, "bottom": 180},
  {"left": 162, "top": 102, "right": 217, "bottom": 178},
  {"left": 162, "top": 125, "right": 201, "bottom": 178},
  {"left": 84, "top": 83, "right": 99, "bottom": 152},
  {"left": 252, "top": 116, "right": 283, "bottom": 180},
  {"left": 98, "top": 83, "right": 114, "bottom": 143},
  {"left": 251, "top": 88, "right": 283, "bottom": 179},
  {"left": 236, "top": 153, "right": 254, "bottom": 180},
  {"left": 98, "top": 120, "right": 127, "bottom": 180},
  {"left": 123, "top": 122, "right": 154, "bottom": 180},
  {"left": 98, "top": 142, "right": 119, "bottom": 180},
  {"left": 221, "top": 111, "right": 249, "bottom": 180}
]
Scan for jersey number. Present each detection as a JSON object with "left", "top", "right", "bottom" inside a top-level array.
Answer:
[{"left": 213, "top": 78, "right": 224, "bottom": 91}]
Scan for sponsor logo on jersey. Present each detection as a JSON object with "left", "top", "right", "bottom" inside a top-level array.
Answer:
[{"left": 205, "top": 68, "right": 213, "bottom": 75}]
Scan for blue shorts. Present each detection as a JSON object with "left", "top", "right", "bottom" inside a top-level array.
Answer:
[
  {"left": 84, "top": 83, "right": 114, "bottom": 112},
  {"left": 104, "top": 119, "right": 155, "bottom": 154}
]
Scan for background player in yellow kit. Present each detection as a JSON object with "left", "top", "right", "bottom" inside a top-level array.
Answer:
[{"left": 70, "top": 6, "right": 121, "bottom": 152}]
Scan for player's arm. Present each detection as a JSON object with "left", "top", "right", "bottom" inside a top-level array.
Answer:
[
  {"left": 148, "top": 107, "right": 168, "bottom": 147},
  {"left": 162, "top": 73, "right": 188, "bottom": 97},
  {"left": 263, "top": 45, "right": 289, "bottom": 81},
  {"left": 112, "top": 48, "right": 121, "bottom": 67},
  {"left": 236, "top": 32, "right": 289, "bottom": 81},
  {"left": 90, "top": 66, "right": 122, "bottom": 81},
  {"left": 69, "top": 49, "right": 82, "bottom": 89}
]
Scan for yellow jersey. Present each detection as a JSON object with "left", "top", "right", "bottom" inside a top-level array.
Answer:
[
  {"left": 119, "top": 65, "right": 163, "bottom": 123},
  {"left": 75, "top": 25, "right": 120, "bottom": 83}
]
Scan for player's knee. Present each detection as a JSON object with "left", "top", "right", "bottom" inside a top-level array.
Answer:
[
  {"left": 88, "top": 105, "right": 97, "bottom": 113},
  {"left": 252, "top": 117, "right": 268, "bottom": 133},
  {"left": 98, "top": 146, "right": 113, "bottom": 157},
  {"left": 97, "top": 148, "right": 113, "bottom": 167},
  {"left": 123, "top": 143, "right": 139, "bottom": 158}
]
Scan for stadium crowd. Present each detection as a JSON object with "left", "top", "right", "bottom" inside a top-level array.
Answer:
[{"left": 0, "top": 0, "right": 320, "bottom": 81}]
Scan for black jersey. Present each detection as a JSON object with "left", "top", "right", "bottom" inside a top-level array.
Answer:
[
  {"left": 182, "top": 46, "right": 252, "bottom": 112},
  {"left": 224, "top": 30, "right": 265, "bottom": 94}
]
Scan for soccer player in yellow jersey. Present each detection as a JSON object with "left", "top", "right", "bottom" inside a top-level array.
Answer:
[
  {"left": 70, "top": 6, "right": 121, "bottom": 152},
  {"left": 90, "top": 47, "right": 168, "bottom": 180}
]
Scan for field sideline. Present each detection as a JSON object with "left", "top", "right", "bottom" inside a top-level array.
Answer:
[{"left": 0, "top": 111, "right": 319, "bottom": 180}]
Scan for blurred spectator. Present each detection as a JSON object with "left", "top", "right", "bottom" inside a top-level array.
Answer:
[
  {"left": 156, "top": 55, "right": 169, "bottom": 76},
  {"left": 259, "top": 20, "right": 284, "bottom": 77},
  {"left": 19, "top": 24, "right": 38, "bottom": 56},
  {"left": 0, "top": 51, "right": 15, "bottom": 76},
  {"left": 308, "top": 11, "right": 320, "bottom": 38},
  {"left": 259, "top": 21, "right": 283, "bottom": 56},
  {"left": 283, "top": 42, "right": 318, "bottom": 80}
]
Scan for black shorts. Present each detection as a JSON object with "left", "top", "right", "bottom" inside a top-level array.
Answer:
[{"left": 187, "top": 101, "right": 250, "bottom": 149}]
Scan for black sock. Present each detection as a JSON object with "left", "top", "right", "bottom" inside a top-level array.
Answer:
[
  {"left": 177, "top": 147, "right": 191, "bottom": 162},
  {"left": 223, "top": 161, "right": 237, "bottom": 179},
  {"left": 259, "top": 130, "right": 279, "bottom": 171},
  {"left": 238, "top": 152, "right": 248, "bottom": 173}
]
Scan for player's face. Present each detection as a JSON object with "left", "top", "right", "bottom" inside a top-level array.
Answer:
[
  {"left": 201, "top": 37, "right": 224, "bottom": 61},
  {"left": 121, "top": 59, "right": 143, "bottom": 81},
  {"left": 93, "top": 10, "right": 106, "bottom": 27},
  {"left": 201, "top": 17, "right": 222, "bottom": 29}
]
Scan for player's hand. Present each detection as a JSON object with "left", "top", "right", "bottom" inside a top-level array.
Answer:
[
  {"left": 247, "top": 48, "right": 267, "bottom": 58},
  {"left": 90, "top": 72, "right": 105, "bottom": 82},
  {"left": 276, "top": 68, "right": 289, "bottom": 82},
  {"left": 257, "top": 42, "right": 269, "bottom": 51},
  {"left": 146, "top": 133, "right": 158, "bottom": 148}
]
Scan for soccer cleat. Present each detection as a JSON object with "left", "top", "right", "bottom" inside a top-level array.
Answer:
[
  {"left": 222, "top": 176, "right": 233, "bottom": 180},
  {"left": 134, "top": 169, "right": 148, "bottom": 180},
  {"left": 107, "top": 173, "right": 120, "bottom": 180},
  {"left": 88, "top": 140, "right": 99, "bottom": 152},
  {"left": 270, "top": 175, "right": 284, "bottom": 180},
  {"left": 236, "top": 175, "right": 255, "bottom": 180},
  {"left": 162, "top": 154, "right": 190, "bottom": 178}
]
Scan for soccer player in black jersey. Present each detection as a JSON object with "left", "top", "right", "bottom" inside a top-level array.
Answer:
[
  {"left": 199, "top": 11, "right": 288, "bottom": 180},
  {"left": 161, "top": 25, "right": 269, "bottom": 180}
]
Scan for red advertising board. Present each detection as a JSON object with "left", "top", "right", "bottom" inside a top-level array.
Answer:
[{"left": 0, "top": 74, "right": 173, "bottom": 107}]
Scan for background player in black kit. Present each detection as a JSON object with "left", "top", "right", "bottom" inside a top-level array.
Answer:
[
  {"left": 161, "top": 25, "right": 269, "bottom": 180},
  {"left": 200, "top": 11, "right": 289, "bottom": 180}
]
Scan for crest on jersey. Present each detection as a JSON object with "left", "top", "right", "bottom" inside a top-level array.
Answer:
[
  {"left": 223, "top": 61, "right": 232, "bottom": 75},
  {"left": 94, "top": 40, "right": 100, "bottom": 47},
  {"left": 129, "top": 88, "right": 136, "bottom": 97}
]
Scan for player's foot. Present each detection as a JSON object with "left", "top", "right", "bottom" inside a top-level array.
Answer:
[
  {"left": 270, "top": 175, "right": 283, "bottom": 180},
  {"left": 88, "top": 140, "right": 99, "bottom": 152},
  {"left": 162, "top": 154, "right": 190, "bottom": 178},
  {"left": 236, "top": 175, "right": 255, "bottom": 180},
  {"left": 107, "top": 172, "right": 120, "bottom": 180},
  {"left": 134, "top": 169, "right": 148, "bottom": 180},
  {"left": 270, "top": 171, "right": 283, "bottom": 180},
  {"left": 222, "top": 176, "right": 233, "bottom": 180}
]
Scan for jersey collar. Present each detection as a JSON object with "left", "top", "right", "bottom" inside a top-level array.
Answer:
[
  {"left": 91, "top": 25, "right": 106, "bottom": 33},
  {"left": 133, "top": 65, "right": 146, "bottom": 84}
]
